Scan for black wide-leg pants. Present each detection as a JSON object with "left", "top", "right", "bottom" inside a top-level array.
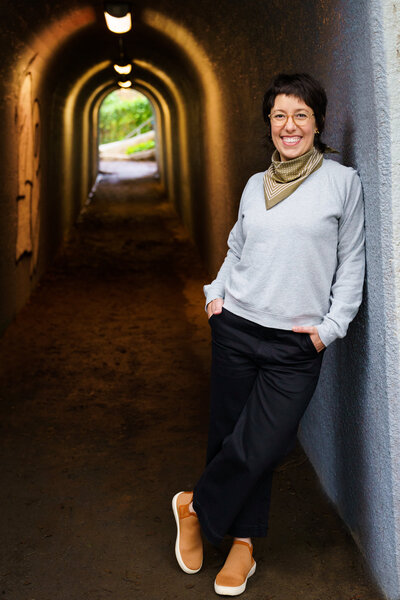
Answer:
[{"left": 193, "top": 308, "right": 325, "bottom": 546}]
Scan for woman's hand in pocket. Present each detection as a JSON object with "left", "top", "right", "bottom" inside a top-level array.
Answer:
[
  {"left": 207, "top": 298, "right": 224, "bottom": 319},
  {"left": 292, "top": 325, "right": 326, "bottom": 353}
]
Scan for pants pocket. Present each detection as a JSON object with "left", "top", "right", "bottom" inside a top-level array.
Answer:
[{"left": 303, "top": 333, "right": 320, "bottom": 355}]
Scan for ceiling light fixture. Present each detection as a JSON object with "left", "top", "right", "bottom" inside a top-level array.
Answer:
[
  {"left": 118, "top": 80, "right": 132, "bottom": 88},
  {"left": 104, "top": 2, "right": 132, "bottom": 34},
  {"left": 114, "top": 63, "right": 132, "bottom": 75}
]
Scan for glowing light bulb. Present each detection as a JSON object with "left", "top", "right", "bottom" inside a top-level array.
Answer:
[
  {"left": 118, "top": 80, "right": 132, "bottom": 88},
  {"left": 104, "top": 3, "right": 132, "bottom": 33},
  {"left": 114, "top": 63, "right": 132, "bottom": 75}
]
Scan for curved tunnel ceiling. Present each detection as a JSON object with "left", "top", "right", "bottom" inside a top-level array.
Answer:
[
  {"left": 40, "top": 8, "right": 206, "bottom": 114},
  {"left": 37, "top": 5, "right": 215, "bottom": 234},
  {"left": 7, "top": 1, "right": 259, "bottom": 274}
]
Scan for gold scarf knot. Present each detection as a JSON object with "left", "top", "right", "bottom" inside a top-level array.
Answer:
[{"left": 263, "top": 147, "right": 323, "bottom": 210}]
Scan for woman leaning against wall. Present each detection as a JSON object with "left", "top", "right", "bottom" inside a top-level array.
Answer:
[{"left": 172, "top": 72, "right": 366, "bottom": 596}]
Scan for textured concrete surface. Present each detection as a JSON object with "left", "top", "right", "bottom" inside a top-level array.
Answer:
[
  {"left": 298, "top": 2, "right": 400, "bottom": 598},
  {"left": 0, "top": 169, "right": 382, "bottom": 600}
]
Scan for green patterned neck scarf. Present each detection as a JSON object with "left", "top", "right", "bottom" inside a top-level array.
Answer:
[{"left": 263, "top": 147, "right": 323, "bottom": 210}]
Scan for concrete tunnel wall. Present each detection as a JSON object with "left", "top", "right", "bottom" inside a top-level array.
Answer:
[
  {"left": 295, "top": 4, "right": 400, "bottom": 600},
  {"left": 0, "top": 0, "right": 399, "bottom": 597}
]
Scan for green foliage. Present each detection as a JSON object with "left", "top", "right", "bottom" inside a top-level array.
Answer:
[
  {"left": 99, "top": 91, "right": 153, "bottom": 144},
  {"left": 126, "top": 139, "right": 156, "bottom": 155}
]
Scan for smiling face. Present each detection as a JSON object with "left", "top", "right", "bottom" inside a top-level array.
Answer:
[{"left": 270, "top": 94, "right": 317, "bottom": 161}]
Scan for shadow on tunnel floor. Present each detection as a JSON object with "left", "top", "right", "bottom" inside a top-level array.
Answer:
[{"left": 0, "top": 173, "right": 383, "bottom": 600}]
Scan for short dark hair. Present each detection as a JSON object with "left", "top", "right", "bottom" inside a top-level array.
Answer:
[{"left": 262, "top": 73, "right": 328, "bottom": 153}]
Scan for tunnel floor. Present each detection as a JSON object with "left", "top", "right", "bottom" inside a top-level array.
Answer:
[{"left": 0, "top": 162, "right": 382, "bottom": 600}]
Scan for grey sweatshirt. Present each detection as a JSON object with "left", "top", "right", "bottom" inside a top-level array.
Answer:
[{"left": 204, "top": 159, "right": 365, "bottom": 347}]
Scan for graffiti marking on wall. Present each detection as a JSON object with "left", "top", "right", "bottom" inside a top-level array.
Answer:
[{"left": 16, "top": 72, "right": 41, "bottom": 274}]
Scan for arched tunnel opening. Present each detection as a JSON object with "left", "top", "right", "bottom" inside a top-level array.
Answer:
[
  {"left": 98, "top": 88, "right": 159, "bottom": 181},
  {"left": 0, "top": 1, "right": 399, "bottom": 599},
  {"left": 98, "top": 88, "right": 157, "bottom": 165}
]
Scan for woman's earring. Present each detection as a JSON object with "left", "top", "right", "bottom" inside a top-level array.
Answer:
[{"left": 315, "top": 129, "right": 320, "bottom": 134}]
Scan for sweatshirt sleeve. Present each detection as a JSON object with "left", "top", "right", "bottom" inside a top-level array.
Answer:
[
  {"left": 203, "top": 188, "right": 247, "bottom": 308},
  {"left": 316, "top": 170, "right": 366, "bottom": 347}
]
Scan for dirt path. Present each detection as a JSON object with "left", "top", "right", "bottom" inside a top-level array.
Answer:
[{"left": 0, "top": 164, "right": 381, "bottom": 599}]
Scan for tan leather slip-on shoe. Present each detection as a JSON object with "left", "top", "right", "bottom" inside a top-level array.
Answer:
[
  {"left": 214, "top": 540, "right": 256, "bottom": 596},
  {"left": 172, "top": 491, "right": 203, "bottom": 574}
]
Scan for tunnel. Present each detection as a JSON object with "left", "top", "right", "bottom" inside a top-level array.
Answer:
[{"left": 0, "top": 0, "right": 400, "bottom": 598}]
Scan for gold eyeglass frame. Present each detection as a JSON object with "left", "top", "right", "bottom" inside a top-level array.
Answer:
[{"left": 268, "top": 111, "right": 315, "bottom": 127}]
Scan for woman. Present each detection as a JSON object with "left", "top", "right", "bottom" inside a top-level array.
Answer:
[{"left": 172, "top": 73, "right": 365, "bottom": 596}]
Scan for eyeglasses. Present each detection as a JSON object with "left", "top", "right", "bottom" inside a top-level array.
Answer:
[{"left": 268, "top": 111, "right": 315, "bottom": 126}]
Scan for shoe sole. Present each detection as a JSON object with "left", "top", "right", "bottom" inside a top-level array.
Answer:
[
  {"left": 172, "top": 491, "right": 203, "bottom": 574},
  {"left": 214, "top": 561, "right": 256, "bottom": 596}
]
